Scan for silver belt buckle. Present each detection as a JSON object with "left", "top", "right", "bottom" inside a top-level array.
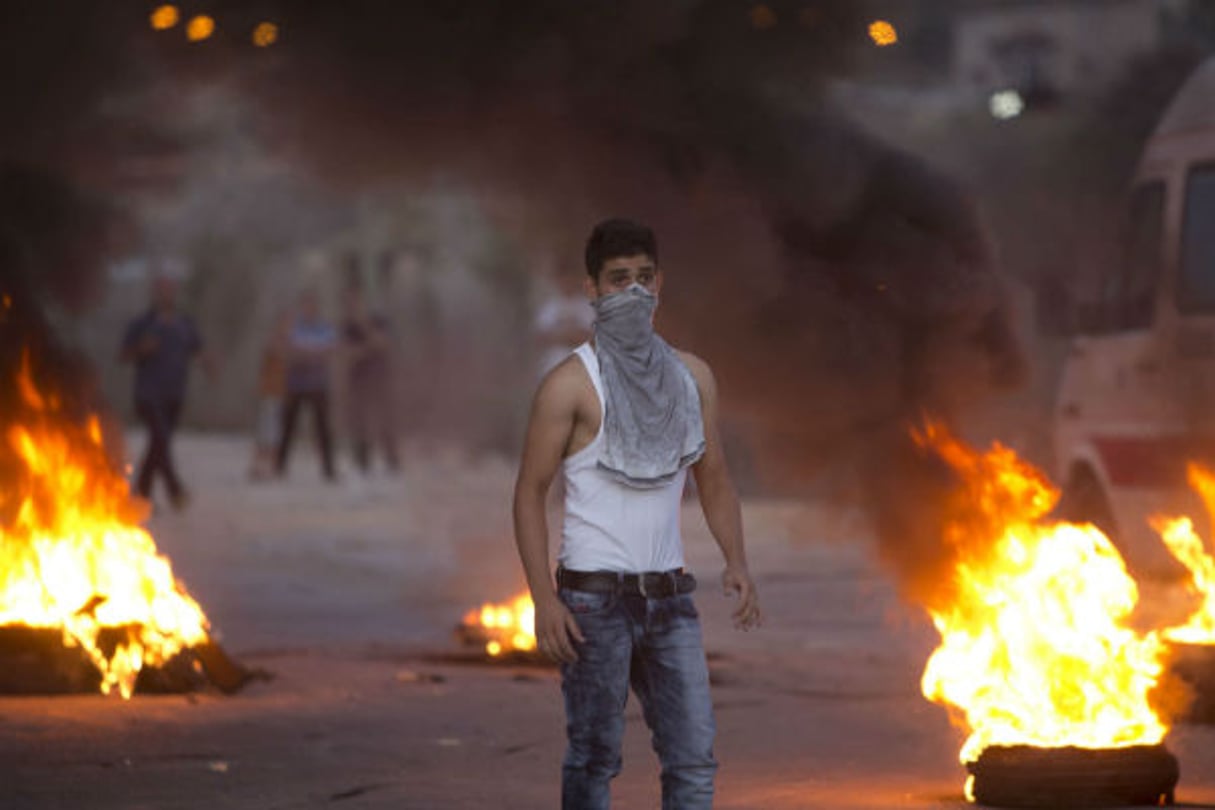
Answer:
[{"left": 637, "top": 573, "right": 648, "bottom": 598}]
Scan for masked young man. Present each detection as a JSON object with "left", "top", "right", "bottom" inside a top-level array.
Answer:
[{"left": 513, "top": 218, "right": 761, "bottom": 809}]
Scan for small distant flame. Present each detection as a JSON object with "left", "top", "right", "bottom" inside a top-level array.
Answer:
[
  {"left": 461, "top": 592, "right": 535, "bottom": 657},
  {"left": 0, "top": 355, "right": 210, "bottom": 697},
  {"left": 1154, "top": 465, "right": 1215, "bottom": 645},
  {"left": 913, "top": 423, "right": 1167, "bottom": 766}
]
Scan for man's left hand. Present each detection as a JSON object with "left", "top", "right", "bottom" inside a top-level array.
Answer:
[{"left": 722, "top": 565, "right": 761, "bottom": 630}]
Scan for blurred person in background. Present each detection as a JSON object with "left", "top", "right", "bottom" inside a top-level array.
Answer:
[
  {"left": 120, "top": 272, "right": 212, "bottom": 510},
  {"left": 275, "top": 287, "right": 338, "bottom": 482},
  {"left": 340, "top": 283, "right": 400, "bottom": 475},
  {"left": 248, "top": 309, "right": 290, "bottom": 481},
  {"left": 513, "top": 218, "right": 761, "bottom": 809}
]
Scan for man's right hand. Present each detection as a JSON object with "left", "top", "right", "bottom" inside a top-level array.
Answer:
[{"left": 534, "top": 594, "right": 585, "bottom": 664}]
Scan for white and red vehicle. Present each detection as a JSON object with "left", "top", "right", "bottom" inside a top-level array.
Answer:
[{"left": 1054, "top": 56, "right": 1215, "bottom": 578}]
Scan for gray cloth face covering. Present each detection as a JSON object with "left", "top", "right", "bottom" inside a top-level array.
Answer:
[{"left": 592, "top": 283, "right": 705, "bottom": 489}]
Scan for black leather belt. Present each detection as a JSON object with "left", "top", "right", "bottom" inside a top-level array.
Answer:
[{"left": 557, "top": 566, "right": 697, "bottom": 598}]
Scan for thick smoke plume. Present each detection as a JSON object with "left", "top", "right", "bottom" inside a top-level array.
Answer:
[
  {"left": 1, "top": 2, "right": 1025, "bottom": 546},
  {"left": 231, "top": 0, "right": 1024, "bottom": 484}
]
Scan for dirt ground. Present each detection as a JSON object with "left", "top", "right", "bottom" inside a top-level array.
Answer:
[{"left": 2, "top": 433, "right": 1213, "bottom": 809}]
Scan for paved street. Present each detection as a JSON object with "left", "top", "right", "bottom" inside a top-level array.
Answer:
[{"left": 2, "top": 434, "right": 1213, "bottom": 809}]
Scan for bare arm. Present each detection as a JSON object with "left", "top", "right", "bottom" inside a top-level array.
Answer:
[
  {"left": 684, "top": 353, "right": 762, "bottom": 630},
  {"left": 512, "top": 362, "right": 586, "bottom": 662}
]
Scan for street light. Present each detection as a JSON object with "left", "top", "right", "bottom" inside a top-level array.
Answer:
[
  {"left": 186, "top": 14, "right": 215, "bottom": 42},
  {"left": 989, "top": 90, "right": 1026, "bottom": 120},
  {"left": 252, "top": 21, "right": 279, "bottom": 47},
  {"left": 149, "top": 4, "right": 180, "bottom": 31},
  {"left": 868, "top": 19, "right": 898, "bottom": 47}
]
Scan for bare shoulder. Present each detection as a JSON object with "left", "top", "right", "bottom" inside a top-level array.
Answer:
[
  {"left": 676, "top": 350, "right": 716, "bottom": 394},
  {"left": 534, "top": 352, "right": 595, "bottom": 410}
]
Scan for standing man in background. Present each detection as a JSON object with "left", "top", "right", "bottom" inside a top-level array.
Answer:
[
  {"left": 248, "top": 309, "right": 290, "bottom": 481},
  {"left": 120, "top": 272, "right": 210, "bottom": 510},
  {"left": 340, "top": 284, "right": 400, "bottom": 475},
  {"left": 276, "top": 287, "right": 338, "bottom": 482},
  {"left": 513, "top": 219, "right": 761, "bottom": 809}
]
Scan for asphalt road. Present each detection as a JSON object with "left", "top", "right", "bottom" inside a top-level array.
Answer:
[{"left": 2, "top": 434, "right": 1213, "bottom": 809}]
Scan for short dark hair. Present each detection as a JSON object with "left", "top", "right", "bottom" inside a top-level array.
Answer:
[{"left": 584, "top": 218, "right": 657, "bottom": 279}]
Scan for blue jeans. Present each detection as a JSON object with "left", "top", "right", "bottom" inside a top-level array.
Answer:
[{"left": 559, "top": 587, "right": 717, "bottom": 809}]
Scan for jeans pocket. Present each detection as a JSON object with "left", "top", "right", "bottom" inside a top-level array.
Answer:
[
  {"left": 560, "top": 588, "right": 616, "bottom": 616},
  {"left": 673, "top": 594, "right": 700, "bottom": 620}
]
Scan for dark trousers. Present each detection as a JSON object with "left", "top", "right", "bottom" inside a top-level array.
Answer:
[
  {"left": 135, "top": 397, "right": 184, "bottom": 499},
  {"left": 275, "top": 390, "right": 336, "bottom": 479},
  {"left": 348, "top": 382, "right": 400, "bottom": 474}
]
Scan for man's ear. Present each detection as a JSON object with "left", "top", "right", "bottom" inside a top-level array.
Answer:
[
  {"left": 583, "top": 274, "right": 598, "bottom": 301},
  {"left": 654, "top": 269, "right": 664, "bottom": 296}
]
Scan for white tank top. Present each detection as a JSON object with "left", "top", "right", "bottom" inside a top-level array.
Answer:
[{"left": 558, "top": 343, "right": 687, "bottom": 573}]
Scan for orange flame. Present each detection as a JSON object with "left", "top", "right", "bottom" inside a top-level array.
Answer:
[
  {"left": 1154, "top": 465, "right": 1215, "bottom": 644},
  {"left": 0, "top": 356, "right": 210, "bottom": 697},
  {"left": 462, "top": 592, "right": 535, "bottom": 657},
  {"left": 914, "top": 423, "right": 1167, "bottom": 764}
]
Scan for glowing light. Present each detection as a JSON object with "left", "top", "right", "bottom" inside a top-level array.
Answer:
[
  {"left": 149, "top": 4, "right": 179, "bottom": 31},
  {"left": 252, "top": 21, "right": 278, "bottom": 47},
  {"left": 186, "top": 15, "right": 215, "bottom": 42},
  {"left": 749, "top": 4, "right": 777, "bottom": 31},
  {"left": 868, "top": 19, "right": 898, "bottom": 47},
  {"left": 990, "top": 89, "right": 1025, "bottom": 120}
]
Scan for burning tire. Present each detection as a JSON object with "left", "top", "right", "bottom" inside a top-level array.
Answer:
[{"left": 966, "top": 744, "right": 1179, "bottom": 808}]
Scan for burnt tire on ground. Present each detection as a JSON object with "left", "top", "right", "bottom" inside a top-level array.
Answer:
[
  {"left": 0, "top": 627, "right": 268, "bottom": 695},
  {"left": 966, "top": 744, "right": 1179, "bottom": 808}
]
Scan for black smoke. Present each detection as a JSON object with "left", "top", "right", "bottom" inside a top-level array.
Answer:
[
  {"left": 0, "top": 1, "right": 1024, "bottom": 502},
  {"left": 221, "top": 0, "right": 1023, "bottom": 485}
]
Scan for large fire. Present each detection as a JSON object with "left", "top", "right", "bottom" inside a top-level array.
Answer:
[
  {"left": 460, "top": 592, "right": 536, "bottom": 657},
  {"left": 0, "top": 357, "right": 210, "bottom": 698},
  {"left": 1155, "top": 465, "right": 1215, "bottom": 645},
  {"left": 914, "top": 424, "right": 1168, "bottom": 766}
]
